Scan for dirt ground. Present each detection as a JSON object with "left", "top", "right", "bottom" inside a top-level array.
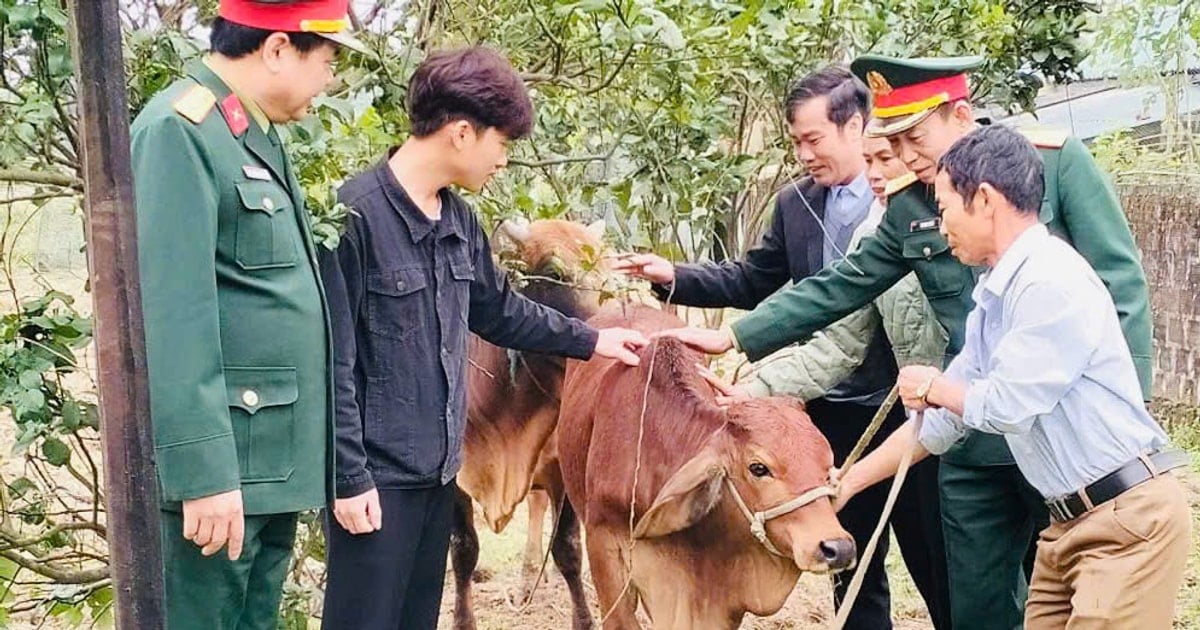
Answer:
[
  {"left": 436, "top": 465, "right": 1200, "bottom": 630},
  {"left": 434, "top": 504, "right": 930, "bottom": 630}
]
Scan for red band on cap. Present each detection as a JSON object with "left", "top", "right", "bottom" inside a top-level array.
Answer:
[
  {"left": 219, "top": 0, "right": 349, "bottom": 32},
  {"left": 874, "top": 74, "right": 970, "bottom": 111}
]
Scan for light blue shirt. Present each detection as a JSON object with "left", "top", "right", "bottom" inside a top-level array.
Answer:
[
  {"left": 918, "top": 224, "right": 1167, "bottom": 499},
  {"left": 822, "top": 173, "right": 872, "bottom": 266}
]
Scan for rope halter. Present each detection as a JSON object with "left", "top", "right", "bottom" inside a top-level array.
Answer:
[{"left": 723, "top": 476, "right": 838, "bottom": 558}]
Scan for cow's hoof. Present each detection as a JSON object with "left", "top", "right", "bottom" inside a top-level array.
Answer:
[
  {"left": 572, "top": 615, "right": 596, "bottom": 630},
  {"left": 453, "top": 612, "right": 477, "bottom": 630}
]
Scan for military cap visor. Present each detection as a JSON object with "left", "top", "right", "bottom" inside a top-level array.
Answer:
[
  {"left": 850, "top": 55, "right": 984, "bottom": 137},
  {"left": 219, "top": 0, "right": 369, "bottom": 55}
]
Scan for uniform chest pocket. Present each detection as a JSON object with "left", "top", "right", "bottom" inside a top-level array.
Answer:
[
  {"left": 235, "top": 181, "right": 298, "bottom": 270},
  {"left": 366, "top": 269, "right": 428, "bottom": 341},
  {"left": 225, "top": 366, "right": 297, "bottom": 483},
  {"left": 902, "top": 231, "right": 970, "bottom": 299}
]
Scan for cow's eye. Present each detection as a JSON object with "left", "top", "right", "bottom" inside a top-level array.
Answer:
[{"left": 748, "top": 462, "right": 771, "bottom": 478}]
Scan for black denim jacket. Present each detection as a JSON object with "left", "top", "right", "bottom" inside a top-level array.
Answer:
[{"left": 320, "top": 159, "right": 598, "bottom": 497}]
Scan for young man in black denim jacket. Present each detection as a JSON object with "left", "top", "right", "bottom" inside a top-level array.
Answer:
[{"left": 318, "top": 47, "right": 647, "bottom": 629}]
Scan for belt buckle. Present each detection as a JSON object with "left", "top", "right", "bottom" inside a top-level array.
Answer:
[{"left": 1047, "top": 496, "right": 1073, "bottom": 522}]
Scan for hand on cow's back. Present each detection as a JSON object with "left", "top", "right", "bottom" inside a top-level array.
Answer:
[
  {"left": 591, "top": 327, "right": 649, "bottom": 366},
  {"left": 333, "top": 488, "right": 383, "bottom": 535},
  {"left": 653, "top": 326, "right": 734, "bottom": 355},
  {"left": 608, "top": 252, "right": 675, "bottom": 284}
]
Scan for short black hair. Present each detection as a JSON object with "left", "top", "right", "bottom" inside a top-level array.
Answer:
[
  {"left": 209, "top": 16, "right": 330, "bottom": 59},
  {"left": 784, "top": 65, "right": 869, "bottom": 129},
  {"left": 937, "top": 125, "right": 1045, "bottom": 215},
  {"left": 406, "top": 47, "right": 534, "bottom": 139}
]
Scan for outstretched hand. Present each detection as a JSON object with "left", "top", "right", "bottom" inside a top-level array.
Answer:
[
  {"left": 594, "top": 327, "right": 650, "bottom": 366},
  {"left": 696, "top": 364, "right": 751, "bottom": 406},
  {"left": 608, "top": 253, "right": 675, "bottom": 285},
  {"left": 653, "top": 327, "right": 735, "bottom": 355}
]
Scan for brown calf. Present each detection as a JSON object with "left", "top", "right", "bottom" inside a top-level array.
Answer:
[
  {"left": 559, "top": 304, "right": 855, "bottom": 629},
  {"left": 451, "top": 219, "right": 609, "bottom": 630}
]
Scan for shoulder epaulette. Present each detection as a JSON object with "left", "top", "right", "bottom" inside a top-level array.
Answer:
[
  {"left": 884, "top": 171, "right": 918, "bottom": 197},
  {"left": 1017, "top": 125, "right": 1069, "bottom": 149},
  {"left": 172, "top": 84, "right": 216, "bottom": 125}
]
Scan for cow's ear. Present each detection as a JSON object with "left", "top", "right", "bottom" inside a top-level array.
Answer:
[{"left": 633, "top": 446, "right": 725, "bottom": 539}]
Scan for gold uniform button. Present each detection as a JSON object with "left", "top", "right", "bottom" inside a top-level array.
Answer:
[
  {"left": 242, "top": 389, "right": 260, "bottom": 407},
  {"left": 262, "top": 197, "right": 275, "bottom": 211},
  {"left": 922, "top": 246, "right": 932, "bottom": 258}
]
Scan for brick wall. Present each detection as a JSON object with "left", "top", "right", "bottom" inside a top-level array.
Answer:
[{"left": 1122, "top": 183, "right": 1200, "bottom": 404}]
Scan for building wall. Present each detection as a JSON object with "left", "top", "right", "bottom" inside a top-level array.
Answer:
[{"left": 1123, "top": 183, "right": 1200, "bottom": 404}]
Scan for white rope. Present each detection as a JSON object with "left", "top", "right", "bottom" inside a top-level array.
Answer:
[
  {"left": 599, "top": 291, "right": 670, "bottom": 625},
  {"left": 830, "top": 411, "right": 924, "bottom": 630}
]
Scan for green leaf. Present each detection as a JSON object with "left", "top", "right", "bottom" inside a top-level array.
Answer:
[
  {"left": 19, "top": 387, "right": 45, "bottom": 412},
  {"left": 645, "top": 8, "right": 686, "bottom": 50},
  {"left": 18, "top": 369, "right": 42, "bottom": 388},
  {"left": 82, "top": 403, "right": 100, "bottom": 430},
  {"left": 7, "top": 477, "right": 36, "bottom": 499},
  {"left": 62, "top": 399, "right": 82, "bottom": 430},
  {"left": 41, "top": 438, "right": 71, "bottom": 467}
]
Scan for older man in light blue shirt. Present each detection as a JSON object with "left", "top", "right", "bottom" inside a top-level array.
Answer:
[
  {"left": 915, "top": 220, "right": 1167, "bottom": 498},
  {"left": 836, "top": 125, "right": 1190, "bottom": 629}
]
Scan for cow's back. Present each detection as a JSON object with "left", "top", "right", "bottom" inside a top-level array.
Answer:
[{"left": 559, "top": 304, "right": 720, "bottom": 528}]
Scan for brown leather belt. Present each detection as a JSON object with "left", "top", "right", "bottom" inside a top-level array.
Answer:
[{"left": 1045, "top": 448, "right": 1189, "bottom": 524}]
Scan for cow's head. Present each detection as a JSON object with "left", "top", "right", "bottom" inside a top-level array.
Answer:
[
  {"left": 632, "top": 398, "right": 855, "bottom": 573},
  {"left": 496, "top": 218, "right": 610, "bottom": 320}
]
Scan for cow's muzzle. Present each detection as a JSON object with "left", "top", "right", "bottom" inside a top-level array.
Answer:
[{"left": 723, "top": 477, "right": 838, "bottom": 558}]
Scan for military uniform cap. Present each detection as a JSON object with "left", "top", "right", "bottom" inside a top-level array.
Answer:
[
  {"left": 850, "top": 54, "right": 984, "bottom": 138},
  {"left": 219, "top": 0, "right": 368, "bottom": 54}
]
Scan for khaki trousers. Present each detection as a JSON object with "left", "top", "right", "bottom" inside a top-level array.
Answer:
[{"left": 1025, "top": 474, "right": 1191, "bottom": 629}]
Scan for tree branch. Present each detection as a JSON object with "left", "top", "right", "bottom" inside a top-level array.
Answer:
[
  {"left": 0, "top": 191, "right": 76, "bottom": 205},
  {"left": 583, "top": 44, "right": 635, "bottom": 96},
  {"left": 509, "top": 154, "right": 610, "bottom": 168},
  {"left": 0, "top": 169, "right": 81, "bottom": 190},
  {"left": 0, "top": 548, "right": 106, "bottom": 584}
]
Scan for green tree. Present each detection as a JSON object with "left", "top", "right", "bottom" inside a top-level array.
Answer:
[{"left": 1090, "top": 0, "right": 1200, "bottom": 173}]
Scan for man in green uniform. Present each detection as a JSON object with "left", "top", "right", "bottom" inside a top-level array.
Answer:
[
  {"left": 129, "top": 1, "right": 363, "bottom": 628},
  {"left": 662, "top": 56, "right": 1153, "bottom": 629}
]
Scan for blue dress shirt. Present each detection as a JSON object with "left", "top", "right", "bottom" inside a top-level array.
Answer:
[
  {"left": 918, "top": 224, "right": 1167, "bottom": 498},
  {"left": 822, "top": 173, "right": 872, "bottom": 267}
]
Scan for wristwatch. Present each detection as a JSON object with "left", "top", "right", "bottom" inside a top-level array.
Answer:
[{"left": 915, "top": 374, "right": 938, "bottom": 406}]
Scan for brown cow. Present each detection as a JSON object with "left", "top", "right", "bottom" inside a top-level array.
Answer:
[
  {"left": 451, "top": 218, "right": 610, "bottom": 630},
  {"left": 559, "top": 304, "right": 856, "bottom": 629}
]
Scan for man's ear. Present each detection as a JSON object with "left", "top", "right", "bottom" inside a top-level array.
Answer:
[
  {"left": 260, "top": 32, "right": 292, "bottom": 72},
  {"left": 951, "top": 101, "right": 975, "bottom": 129},
  {"left": 633, "top": 436, "right": 727, "bottom": 538},
  {"left": 977, "top": 183, "right": 1000, "bottom": 218},
  {"left": 842, "top": 112, "right": 865, "bottom": 140},
  {"left": 448, "top": 120, "right": 475, "bottom": 151}
]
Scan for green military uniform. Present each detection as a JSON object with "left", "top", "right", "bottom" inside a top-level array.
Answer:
[
  {"left": 130, "top": 60, "right": 334, "bottom": 629},
  {"left": 731, "top": 57, "right": 1152, "bottom": 629}
]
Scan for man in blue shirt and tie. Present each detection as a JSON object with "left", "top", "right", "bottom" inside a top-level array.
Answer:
[
  {"left": 836, "top": 125, "right": 1191, "bottom": 628},
  {"left": 613, "top": 65, "right": 950, "bottom": 629}
]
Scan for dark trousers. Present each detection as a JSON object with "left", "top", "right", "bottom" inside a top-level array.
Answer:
[
  {"left": 939, "top": 460, "right": 1045, "bottom": 630},
  {"left": 807, "top": 398, "right": 951, "bottom": 630},
  {"left": 321, "top": 482, "right": 457, "bottom": 630},
  {"left": 161, "top": 511, "right": 298, "bottom": 630}
]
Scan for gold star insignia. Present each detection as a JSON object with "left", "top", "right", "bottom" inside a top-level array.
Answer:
[{"left": 867, "top": 71, "right": 893, "bottom": 97}]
